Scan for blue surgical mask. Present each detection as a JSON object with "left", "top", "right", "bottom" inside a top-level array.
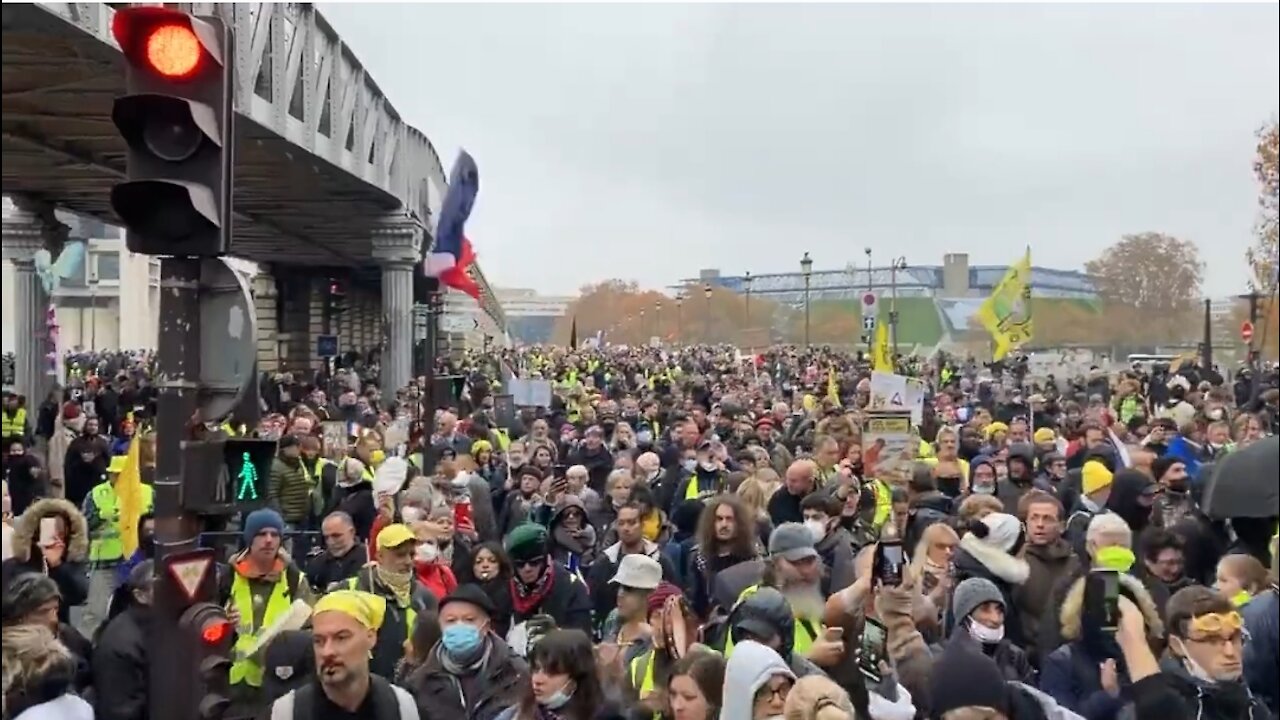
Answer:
[
  {"left": 441, "top": 623, "right": 483, "bottom": 656},
  {"left": 541, "top": 682, "right": 575, "bottom": 710}
]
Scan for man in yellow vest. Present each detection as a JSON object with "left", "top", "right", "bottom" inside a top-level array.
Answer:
[
  {"left": 335, "top": 522, "right": 436, "bottom": 679},
  {"left": 80, "top": 453, "right": 154, "bottom": 636},
  {"left": 222, "top": 508, "right": 314, "bottom": 713},
  {"left": 718, "top": 524, "right": 844, "bottom": 671},
  {"left": 1, "top": 393, "right": 29, "bottom": 446}
]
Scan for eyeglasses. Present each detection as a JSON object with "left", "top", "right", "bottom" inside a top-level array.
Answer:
[
  {"left": 514, "top": 557, "right": 545, "bottom": 570},
  {"left": 756, "top": 679, "right": 793, "bottom": 703}
]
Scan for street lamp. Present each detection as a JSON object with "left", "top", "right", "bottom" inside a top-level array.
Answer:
[
  {"left": 655, "top": 300, "right": 663, "bottom": 342},
  {"left": 889, "top": 256, "right": 907, "bottom": 357},
  {"left": 863, "top": 247, "right": 873, "bottom": 350},
  {"left": 743, "top": 271, "right": 754, "bottom": 332},
  {"left": 675, "top": 295, "right": 684, "bottom": 344},
  {"left": 703, "top": 283, "right": 713, "bottom": 344},
  {"left": 800, "top": 252, "right": 813, "bottom": 347},
  {"left": 639, "top": 308, "right": 647, "bottom": 340}
]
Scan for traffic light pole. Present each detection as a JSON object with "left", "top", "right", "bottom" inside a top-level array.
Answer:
[{"left": 152, "top": 257, "right": 208, "bottom": 720}]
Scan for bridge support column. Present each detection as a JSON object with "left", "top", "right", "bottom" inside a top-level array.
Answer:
[
  {"left": 2, "top": 197, "right": 68, "bottom": 404},
  {"left": 373, "top": 227, "right": 420, "bottom": 391}
]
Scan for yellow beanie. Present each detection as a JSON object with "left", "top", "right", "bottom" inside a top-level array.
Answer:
[
  {"left": 984, "top": 422, "right": 1009, "bottom": 440},
  {"left": 1033, "top": 428, "right": 1056, "bottom": 444},
  {"left": 1082, "top": 460, "right": 1113, "bottom": 496}
]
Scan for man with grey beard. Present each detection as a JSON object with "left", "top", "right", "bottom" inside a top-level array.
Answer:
[{"left": 757, "top": 523, "right": 845, "bottom": 669}]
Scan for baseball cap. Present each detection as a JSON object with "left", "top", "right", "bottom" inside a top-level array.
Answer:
[
  {"left": 768, "top": 523, "right": 819, "bottom": 562},
  {"left": 610, "top": 554, "right": 662, "bottom": 590},
  {"left": 376, "top": 523, "right": 417, "bottom": 550}
]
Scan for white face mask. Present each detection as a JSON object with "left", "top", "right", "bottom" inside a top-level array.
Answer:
[
  {"left": 804, "top": 519, "right": 828, "bottom": 543},
  {"left": 401, "top": 506, "right": 425, "bottom": 524},
  {"left": 416, "top": 542, "right": 439, "bottom": 563},
  {"left": 1171, "top": 637, "right": 1238, "bottom": 683},
  {"left": 682, "top": 459, "right": 697, "bottom": 472},
  {"left": 968, "top": 619, "right": 1005, "bottom": 644},
  {"left": 699, "top": 460, "right": 718, "bottom": 473}
]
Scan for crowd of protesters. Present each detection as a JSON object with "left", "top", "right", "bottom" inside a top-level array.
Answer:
[{"left": 2, "top": 341, "right": 1278, "bottom": 720}]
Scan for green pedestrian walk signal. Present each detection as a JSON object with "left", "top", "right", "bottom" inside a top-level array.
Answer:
[
  {"left": 235, "top": 451, "right": 259, "bottom": 501},
  {"left": 179, "top": 438, "right": 275, "bottom": 514}
]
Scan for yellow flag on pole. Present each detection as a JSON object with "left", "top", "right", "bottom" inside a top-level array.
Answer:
[
  {"left": 116, "top": 436, "right": 144, "bottom": 557},
  {"left": 826, "top": 367, "right": 841, "bottom": 406},
  {"left": 976, "top": 248, "right": 1034, "bottom": 361},
  {"left": 873, "top": 321, "right": 894, "bottom": 373}
]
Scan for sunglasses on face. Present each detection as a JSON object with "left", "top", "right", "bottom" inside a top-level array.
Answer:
[{"left": 514, "top": 557, "right": 545, "bottom": 570}]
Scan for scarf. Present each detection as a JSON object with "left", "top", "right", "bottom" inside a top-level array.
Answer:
[
  {"left": 375, "top": 565, "right": 414, "bottom": 607},
  {"left": 642, "top": 511, "right": 662, "bottom": 542},
  {"left": 438, "top": 635, "right": 491, "bottom": 675},
  {"left": 511, "top": 561, "right": 555, "bottom": 615}
]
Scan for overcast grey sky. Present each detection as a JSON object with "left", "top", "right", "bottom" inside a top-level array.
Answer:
[{"left": 320, "top": 3, "right": 1279, "bottom": 297}]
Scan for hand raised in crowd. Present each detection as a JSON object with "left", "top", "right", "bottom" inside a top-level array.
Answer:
[
  {"left": 41, "top": 539, "right": 65, "bottom": 569},
  {"left": 807, "top": 625, "right": 846, "bottom": 668}
]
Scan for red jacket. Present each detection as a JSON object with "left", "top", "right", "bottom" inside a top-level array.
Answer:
[{"left": 414, "top": 561, "right": 457, "bottom": 601}]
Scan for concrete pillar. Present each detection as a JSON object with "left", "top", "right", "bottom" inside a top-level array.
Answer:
[
  {"left": 252, "top": 268, "right": 280, "bottom": 373},
  {"left": 2, "top": 197, "right": 68, "bottom": 403},
  {"left": 372, "top": 226, "right": 421, "bottom": 391}
]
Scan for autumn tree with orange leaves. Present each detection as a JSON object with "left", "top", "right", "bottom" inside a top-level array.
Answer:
[
  {"left": 551, "top": 279, "right": 783, "bottom": 347},
  {"left": 1246, "top": 120, "right": 1279, "bottom": 360},
  {"left": 1084, "top": 232, "right": 1204, "bottom": 345}
]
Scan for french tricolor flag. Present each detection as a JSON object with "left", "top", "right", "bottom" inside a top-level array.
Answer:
[{"left": 424, "top": 150, "right": 481, "bottom": 300}]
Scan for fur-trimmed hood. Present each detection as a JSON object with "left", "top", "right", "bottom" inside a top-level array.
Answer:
[
  {"left": 10, "top": 498, "right": 89, "bottom": 563},
  {"left": 1059, "top": 572, "right": 1163, "bottom": 641},
  {"left": 958, "top": 532, "right": 1030, "bottom": 585}
]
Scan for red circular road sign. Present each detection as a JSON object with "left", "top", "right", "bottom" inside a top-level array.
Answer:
[
  {"left": 862, "top": 292, "right": 877, "bottom": 307},
  {"left": 1241, "top": 320, "right": 1255, "bottom": 343}
]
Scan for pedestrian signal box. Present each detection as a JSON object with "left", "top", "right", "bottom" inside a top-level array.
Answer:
[{"left": 180, "top": 438, "right": 275, "bottom": 513}]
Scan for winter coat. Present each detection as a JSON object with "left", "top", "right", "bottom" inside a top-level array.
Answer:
[
  {"left": 1039, "top": 572, "right": 1164, "bottom": 720},
  {"left": 1242, "top": 587, "right": 1280, "bottom": 714},
  {"left": 92, "top": 605, "right": 151, "bottom": 720},
  {"left": 948, "top": 532, "right": 1030, "bottom": 645},
  {"left": 1151, "top": 657, "right": 1275, "bottom": 720},
  {"left": 407, "top": 637, "right": 527, "bottom": 720},
  {"left": 1, "top": 497, "right": 91, "bottom": 623},
  {"left": 814, "top": 526, "right": 857, "bottom": 596},
  {"left": 1016, "top": 538, "right": 1081, "bottom": 666},
  {"left": 13, "top": 695, "right": 95, "bottom": 720},
  {"left": 509, "top": 562, "right": 593, "bottom": 636}
]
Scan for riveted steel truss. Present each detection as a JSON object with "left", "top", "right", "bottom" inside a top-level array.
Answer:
[{"left": 2, "top": 2, "right": 506, "bottom": 332}]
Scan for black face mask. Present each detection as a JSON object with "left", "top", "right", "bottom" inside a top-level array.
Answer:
[{"left": 139, "top": 534, "right": 156, "bottom": 559}]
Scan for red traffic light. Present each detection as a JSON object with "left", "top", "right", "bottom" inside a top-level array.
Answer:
[
  {"left": 112, "top": 7, "right": 224, "bottom": 81},
  {"left": 201, "top": 619, "right": 231, "bottom": 646},
  {"left": 145, "top": 24, "right": 202, "bottom": 79}
]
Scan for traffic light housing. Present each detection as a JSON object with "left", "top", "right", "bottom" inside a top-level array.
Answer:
[
  {"left": 110, "top": 7, "right": 234, "bottom": 257},
  {"left": 326, "top": 277, "right": 349, "bottom": 317},
  {"left": 178, "top": 602, "right": 234, "bottom": 719},
  {"left": 180, "top": 438, "right": 275, "bottom": 514}
]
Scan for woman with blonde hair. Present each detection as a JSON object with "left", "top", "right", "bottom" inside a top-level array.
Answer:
[
  {"left": 911, "top": 522, "right": 960, "bottom": 610},
  {"left": 736, "top": 475, "right": 776, "bottom": 548},
  {"left": 783, "top": 675, "right": 859, "bottom": 720},
  {"left": 1, "top": 624, "right": 92, "bottom": 719}
]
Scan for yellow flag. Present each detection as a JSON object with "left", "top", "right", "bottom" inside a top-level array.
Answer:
[
  {"left": 976, "top": 248, "right": 1034, "bottom": 361},
  {"left": 116, "top": 436, "right": 144, "bottom": 558},
  {"left": 873, "top": 321, "right": 894, "bottom": 373},
  {"left": 826, "top": 367, "right": 841, "bottom": 406}
]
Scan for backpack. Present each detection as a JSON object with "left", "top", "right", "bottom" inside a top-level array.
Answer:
[{"left": 271, "top": 674, "right": 417, "bottom": 720}]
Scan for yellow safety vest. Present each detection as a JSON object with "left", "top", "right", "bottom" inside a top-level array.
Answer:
[
  {"left": 229, "top": 571, "right": 294, "bottom": 688},
  {"left": 343, "top": 575, "right": 416, "bottom": 652},
  {"left": 88, "top": 482, "right": 154, "bottom": 563},
  {"left": 685, "top": 473, "right": 720, "bottom": 501},
  {"left": 1, "top": 408, "right": 26, "bottom": 439},
  {"left": 727, "top": 585, "right": 822, "bottom": 658},
  {"left": 629, "top": 649, "right": 661, "bottom": 720},
  {"left": 494, "top": 428, "right": 511, "bottom": 451},
  {"left": 872, "top": 477, "right": 892, "bottom": 530}
]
